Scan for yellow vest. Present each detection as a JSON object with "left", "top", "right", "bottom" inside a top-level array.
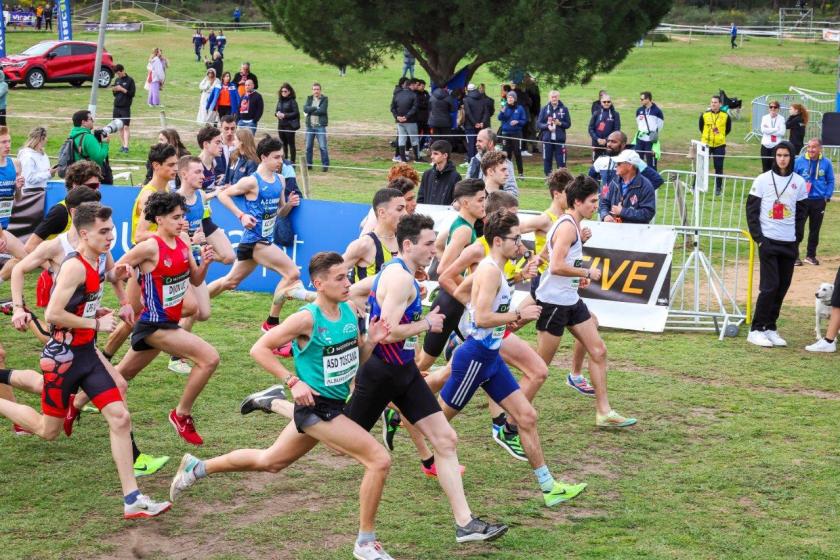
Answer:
[
  {"left": 131, "top": 183, "right": 162, "bottom": 246},
  {"left": 478, "top": 236, "right": 518, "bottom": 280},
  {"left": 700, "top": 110, "right": 728, "bottom": 148},
  {"left": 534, "top": 210, "right": 559, "bottom": 274},
  {"left": 46, "top": 200, "right": 73, "bottom": 240}
]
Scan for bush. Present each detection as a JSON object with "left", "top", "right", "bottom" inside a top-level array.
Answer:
[
  {"left": 646, "top": 32, "right": 671, "bottom": 43},
  {"left": 805, "top": 56, "right": 834, "bottom": 74}
]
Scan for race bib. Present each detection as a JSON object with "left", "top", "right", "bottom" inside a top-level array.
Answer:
[
  {"left": 770, "top": 135, "right": 777, "bottom": 143},
  {"left": 0, "top": 198, "right": 12, "bottom": 219},
  {"left": 492, "top": 302, "right": 510, "bottom": 338},
  {"left": 261, "top": 214, "right": 277, "bottom": 238},
  {"left": 162, "top": 272, "right": 189, "bottom": 308},
  {"left": 82, "top": 288, "right": 103, "bottom": 318},
  {"left": 772, "top": 201, "right": 785, "bottom": 220},
  {"left": 322, "top": 339, "right": 359, "bottom": 387},
  {"left": 571, "top": 259, "right": 583, "bottom": 289},
  {"left": 404, "top": 335, "right": 417, "bottom": 351}
]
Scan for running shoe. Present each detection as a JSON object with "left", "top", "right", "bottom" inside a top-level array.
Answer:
[
  {"left": 353, "top": 540, "right": 395, "bottom": 560},
  {"left": 566, "top": 373, "right": 595, "bottom": 396},
  {"left": 595, "top": 410, "right": 637, "bottom": 428},
  {"left": 272, "top": 341, "right": 293, "bottom": 357},
  {"left": 168, "top": 358, "right": 192, "bottom": 375},
  {"left": 0, "top": 299, "right": 13, "bottom": 315},
  {"left": 13, "top": 424, "right": 31, "bottom": 436},
  {"left": 124, "top": 494, "right": 172, "bottom": 520},
  {"left": 543, "top": 481, "right": 588, "bottom": 507},
  {"left": 261, "top": 320, "right": 278, "bottom": 333},
  {"left": 170, "top": 453, "right": 201, "bottom": 501},
  {"left": 794, "top": 258, "right": 803, "bottom": 267},
  {"left": 455, "top": 516, "right": 508, "bottom": 543},
  {"left": 169, "top": 410, "right": 204, "bottom": 446},
  {"left": 747, "top": 330, "right": 773, "bottom": 348},
  {"left": 443, "top": 331, "right": 462, "bottom": 362},
  {"left": 64, "top": 395, "right": 81, "bottom": 437},
  {"left": 806, "top": 338, "right": 837, "bottom": 353},
  {"left": 421, "top": 461, "right": 466, "bottom": 478},
  {"left": 764, "top": 330, "right": 787, "bottom": 347},
  {"left": 492, "top": 427, "right": 528, "bottom": 461},
  {"left": 134, "top": 453, "right": 170, "bottom": 477},
  {"left": 82, "top": 404, "right": 100, "bottom": 414},
  {"left": 805, "top": 256, "right": 820, "bottom": 265},
  {"left": 381, "top": 408, "right": 401, "bottom": 451},
  {"left": 239, "top": 384, "right": 287, "bottom": 415}
]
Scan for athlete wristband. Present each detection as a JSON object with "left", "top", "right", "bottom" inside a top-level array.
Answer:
[
  {"left": 424, "top": 317, "right": 432, "bottom": 331},
  {"left": 94, "top": 318, "right": 100, "bottom": 332},
  {"left": 286, "top": 376, "right": 299, "bottom": 388}
]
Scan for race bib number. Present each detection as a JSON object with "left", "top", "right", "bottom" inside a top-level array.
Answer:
[
  {"left": 0, "top": 198, "right": 12, "bottom": 219},
  {"left": 322, "top": 339, "right": 359, "bottom": 387},
  {"left": 261, "top": 214, "right": 276, "bottom": 238},
  {"left": 493, "top": 302, "right": 510, "bottom": 338},
  {"left": 162, "top": 272, "right": 189, "bottom": 308},
  {"left": 571, "top": 259, "right": 583, "bottom": 289},
  {"left": 82, "top": 288, "right": 103, "bottom": 318},
  {"left": 404, "top": 335, "right": 417, "bottom": 351}
]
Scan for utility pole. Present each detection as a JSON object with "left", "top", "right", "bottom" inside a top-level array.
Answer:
[{"left": 88, "top": 0, "right": 110, "bottom": 117}]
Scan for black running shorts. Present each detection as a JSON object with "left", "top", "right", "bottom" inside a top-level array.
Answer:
[
  {"left": 535, "top": 299, "right": 591, "bottom": 337},
  {"left": 293, "top": 395, "right": 346, "bottom": 434},
  {"left": 201, "top": 217, "right": 219, "bottom": 237},
  {"left": 422, "top": 289, "right": 466, "bottom": 357},
  {"left": 130, "top": 320, "right": 180, "bottom": 352},
  {"left": 235, "top": 240, "right": 270, "bottom": 261},
  {"left": 345, "top": 354, "right": 441, "bottom": 431},
  {"left": 41, "top": 343, "right": 121, "bottom": 417}
]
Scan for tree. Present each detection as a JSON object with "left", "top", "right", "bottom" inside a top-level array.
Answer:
[{"left": 253, "top": 0, "right": 674, "bottom": 87}]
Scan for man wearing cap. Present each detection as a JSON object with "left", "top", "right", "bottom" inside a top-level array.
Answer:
[
  {"left": 599, "top": 150, "right": 656, "bottom": 224},
  {"left": 463, "top": 83, "right": 492, "bottom": 163},
  {"left": 589, "top": 131, "right": 663, "bottom": 191}
]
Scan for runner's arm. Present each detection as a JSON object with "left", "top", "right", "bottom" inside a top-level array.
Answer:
[
  {"left": 187, "top": 242, "right": 213, "bottom": 286},
  {"left": 134, "top": 190, "right": 159, "bottom": 243},
  {"left": 217, "top": 176, "right": 257, "bottom": 219},
  {"left": 250, "top": 310, "right": 312, "bottom": 382},
  {"left": 437, "top": 226, "right": 471, "bottom": 275},
  {"left": 349, "top": 300, "right": 388, "bottom": 364},
  {"left": 379, "top": 270, "right": 430, "bottom": 342},
  {"left": 434, "top": 228, "right": 447, "bottom": 255},
  {"left": 44, "top": 259, "right": 94, "bottom": 329},
  {"left": 517, "top": 213, "right": 549, "bottom": 235},
  {"left": 548, "top": 221, "right": 589, "bottom": 278},
  {"left": 341, "top": 235, "right": 372, "bottom": 269},
  {"left": 115, "top": 238, "right": 157, "bottom": 271},
  {"left": 438, "top": 243, "right": 482, "bottom": 298},
  {"left": 13, "top": 158, "right": 23, "bottom": 201},
  {"left": 10, "top": 241, "right": 55, "bottom": 306}
]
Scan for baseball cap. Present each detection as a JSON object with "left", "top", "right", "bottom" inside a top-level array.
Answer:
[
  {"left": 467, "top": 83, "right": 477, "bottom": 91},
  {"left": 612, "top": 149, "right": 641, "bottom": 166}
]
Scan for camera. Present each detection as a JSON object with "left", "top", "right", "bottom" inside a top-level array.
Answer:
[{"left": 94, "top": 118, "right": 124, "bottom": 140}]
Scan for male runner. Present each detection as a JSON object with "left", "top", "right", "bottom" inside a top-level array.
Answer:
[
  {"left": 0, "top": 202, "right": 171, "bottom": 518},
  {"left": 534, "top": 175, "right": 636, "bottom": 428},
  {"left": 208, "top": 136, "right": 313, "bottom": 327},
  {"left": 197, "top": 125, "right": 226, "bottom": 196},
  {"left": 170, "top": 251, "right": 398, "bottom": 560},
  {"left": 0, "top": 126, "right": 27, "bottom": 283},
  {"left": 113, "top": 192, "right": 219, "bottom": 445},
  {"left": 345, "top": 213, "right": 508, "bottom": 543},
  {"left": 480, "top": 150, "right": 514, "bottom": 195},
  {"left": 440, "top": 210, "right": 587, "bottom": 506}
]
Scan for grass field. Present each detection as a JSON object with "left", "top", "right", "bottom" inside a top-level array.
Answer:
[{"left": 2, "top": 22, "right": 840, "bottom": 560}]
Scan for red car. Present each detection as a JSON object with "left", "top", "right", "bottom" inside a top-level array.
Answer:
[{"left": 0, "top": 40, "right": 114, "bottom": 89}]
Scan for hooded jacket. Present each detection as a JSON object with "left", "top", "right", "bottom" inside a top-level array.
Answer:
[
  {"left": 391, "top": 87, "right": 418, "bottom": 122},
  {"left": 537, "top": 101, "right": 571, "bottom": 143},
  {"left": 463, "top": 90, "right": 491, "bottom": 129},
  {"left": 598, "top": 171, "right": 656, "bottom": 224},
  {"left": 417, "top": 160, "right": 462, "bottom": 205},
  {"left": 498, "top": 103, "right": 527, "bottom": 135},
  {"left": 794, "top": 153, "right": 834, "bottom": 200},
  {"left": 588, "top": 107, "right": 621, "bottom": 142},
  {"left": 428, "top": 89, "right": 456, "bottom": 128}
]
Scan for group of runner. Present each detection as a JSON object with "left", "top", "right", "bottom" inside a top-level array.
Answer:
[{"left": 0, "top": 121, "right": 636, "bottom": 559}]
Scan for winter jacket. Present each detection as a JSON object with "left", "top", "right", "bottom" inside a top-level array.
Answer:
[
  {"left": 588, "top": 108, "right": 620, "bottom": 142},
  {"left": 428, "top": 89, "right": 456, "bottom": 128},
  {"left": 238, "top": 91, "right": 264, "bottom": 122},
  {"left": 463, "top": 90, "right": 491, "bottom": 129},
  {"left": 536, "top": 102, "right": 571, "bottom": 143},
  {"left": 216, "top": 83, "right": 240, "bottom": 112},
  {"left": 417, "top": 160, "right": 462, "bottom": 205},
  {"left": 598, "top": 172, "right": 656, "bottom": 224},
  {"left": 498, "top": 104, "right": 527, "bottom": 135},
  {"left": 786, "top": 113, "right": 806, "bottom": 151},
  {"left": 589, "top": 156, "right": 663, "bottom": 190},
  {"left": 192, "top": 34, "right": 204, "bottom": 49},
  {"left": 760, "top": 113, "right": 787, "bottom": 149},
  {"left": 68, "top": 126, "right": 109, "bottom": 166},
  {"left": 794, "top": 154, "right": 834, "bottom": 200},
  {"left": 232, "top": 71, "right": 259, "bottom": 91},
  {"left": 391, "top": 88, "right": 418, "bottom": 122},
  {"left": 635, "top": 103, "right": 664, "bottom": 143},
  {"left": 403, "top": 48, "right": 415, "bottom": 66},
  {"left": 276, "top": 97, "right": 300, "bottom": 130},
  {"left": 225, "top": 156, "right": 258, "bottom": 185},
  {"left": 303, "top": 95, "right": 329, "bottom": 128},
  {"left": 204, "top": 80, "right": 222, "bottom": 112},
  {"left": 416, "top": 90, "right": 430, "bottom": 124}
]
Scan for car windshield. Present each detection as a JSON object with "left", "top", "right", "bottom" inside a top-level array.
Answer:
[{"left": 21, "top": 42, "right": 57, "bottom": 56}]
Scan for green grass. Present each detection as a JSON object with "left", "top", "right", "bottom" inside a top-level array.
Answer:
[{"left": 2, "top": 26, "right": 840, "bottom": 560}]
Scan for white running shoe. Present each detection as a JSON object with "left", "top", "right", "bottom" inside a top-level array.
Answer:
[
  {"left": 521, "top": 150, "right": 533, "bottom": 157},
  {"left": 168, "top": 358, "right": 191, "bottom": 375},
  {"left": 123, "top": 494, "right": 172, "bottom": 519},
  {"left": 764, "top": 330, "right": 787, "bottom": 347},
  {"left": 353, "top": 541, "right": 395, "bottom": 560},
  {"left": 746, "top": 330, "right": 773, "bottom": 348},
  {"left": 806, "top": 338, "right": 837, "bottom": 353},
  {"left": 169, "top": 453, "right": 201, "bottom": 501}
]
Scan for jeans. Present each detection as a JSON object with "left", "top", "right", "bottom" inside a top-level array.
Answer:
[
  {"left": 402, "top": 63, "right": 415, "bottom": 78},
  {"left": 237, "top": 119, "right": 257, "bottom": 135},
  {"left": 542, "top": 140, "right": 566, "bottom": 175},
  {"left": 305, "top": 127, "right": 329, "bottom": 169},
  {"left": 709, "top": 145, "right": 726, "bottom": 192},
  {"left": 752, "top": 239, "right": 796, "bottom": 332},
  {"left": 396, "top": 122, "right": 419, "bottom": 148},
  {"left": 465, "top": 129, "right": 478, "bottom": 160}
]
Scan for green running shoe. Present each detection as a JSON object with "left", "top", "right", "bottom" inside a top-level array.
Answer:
[
  {"left": 381, "top": 408, "right": 401, "bottom": 451},
  {"left": 134, "top": 453, "right": 170, "bottom": 477},
  {"left": 492, "top": 427, "right": 527, "bottom": 461},
  {"left": 543, "top": 481, "right": 588, "bottom": 507},
  {"left": 596, "top": 410, "right": 637, "bottom": 429}
]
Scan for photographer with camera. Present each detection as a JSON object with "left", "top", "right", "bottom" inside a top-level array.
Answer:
[{"left": 66, "top": 110, "right": 117, "bottom": 185}]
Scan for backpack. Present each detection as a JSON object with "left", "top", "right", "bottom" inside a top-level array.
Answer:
[{"left": 56, "top": 131, "right": 88, "bottom": 178}]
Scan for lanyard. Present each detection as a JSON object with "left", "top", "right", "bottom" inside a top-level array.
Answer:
[{"left": 771, "top": 172, "right": 794, "bottom": 202}]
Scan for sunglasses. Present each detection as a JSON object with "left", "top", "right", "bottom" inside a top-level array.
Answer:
[
  {"left": 769, "top": 105, "right": 780, "bottom": 109},
  {"left": 83, "top": 180, "right": 101, "bottom": 188},
  {"left": 602, "top": 101, "right": 612, "bottom": 105}
]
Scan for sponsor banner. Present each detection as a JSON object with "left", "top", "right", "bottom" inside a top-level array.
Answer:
[
  {"left": 823, "top": 28, "right": 840, "bottom": 42},
  {"left": 83, "top": 21, "right": 143, "bottom": 32},
  {"left": 57, "top": 0, "right": 71, "bottom": 40}
]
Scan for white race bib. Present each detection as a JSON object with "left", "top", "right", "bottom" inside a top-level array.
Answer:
[
  {"left": 261, "top": 215, "right": 276, "bottom": 238},
  {"left": 403, "top": 335, "right": 417, "bottom": 351},
  {"left": 322, "top": 339, "right": 359, "bottom": 387},
  {"left": 82, "top": 288, "right": 103, "bottom": 318},
  {"left": 0, "top": 198, "right": 12, "bottom": 219},
  {"left": 162, "top": 274, "right": 189, "bottom": 308}
]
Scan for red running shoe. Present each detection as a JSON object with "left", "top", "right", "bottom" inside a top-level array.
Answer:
[
  {"left": 421, "top": 461, "right": 466, "bottom": 478},
  {"left": 169, "top": 409, "right": 204, "bottom": 445},
  {"left": 13, "top": 424, "right": 32, "bottom": 436},
  {"left": 272, "top": 341, "right": 293, "bottom": 357},
  {"left": 261, "top": 320, "right": 277, "bottom": 333},
  {"left": 64, "top": 395, "right": 82, "bottom": 437}
]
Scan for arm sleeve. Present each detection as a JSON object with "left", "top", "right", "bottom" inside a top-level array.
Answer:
[
  {"left": 405, "top": 94, "right": 418, "bottom": 119},
  {"left": 417, "top": 175, "right": 427, "bottom": 203},
  {"left": 287, "top": 100, "right": 299, "bottom": 120},
  {"left": 536, "top": 107, "right": 548, "bottom": 131},
  {"left": 253, "top": 95, "right": 264, "bottom": 121},
  {"left": 303, "top": 98, "right": 312, "bottom": 114},
  {"left": 561, "top": 108, "right": 571, "bottom": 130},
  {"left": 21, "top": 153, "right": 51, "bottom": 187},
  {"left": 643, "top": 167, "right": 664, "bottom": 190},
  {"left": 127, "top": 77, "right": 136, "bottom": 99},
  {"left": 0, "top": 82, "right": 8, "bottom": 98},
  {"left": 745, "top": 195, "right": 763, "bottom": 243},
  {"left": 497, "top": 108, "right": 510, "bottom": 123},
  {"left": 598, "top": 186, "right": 611, "bottom": 219},
  {"left": 82, "top": 133, "right": 109, "bottom": 165},
  {"left": 390, "top": 95, "right": 398, "bottom": 118},
  {"left": 795, "top": 198, "right": 808, "bottom": 242},
  {"left": 315, "top": 98, "right": 328, "bottom": 116},
  {"left": 33, "top": 205, "right": 70, "bottom": 239}
]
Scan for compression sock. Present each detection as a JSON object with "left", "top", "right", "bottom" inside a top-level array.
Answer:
[
  {"left": 124, "top": 489, "right": 141, "bottom": 505},
  {"left": 193, "top": 460, "right": 207, "bottom": 479},
  {"left": 421, "top": 456, "right": 435, "bottom": 470},
  {"left": 0, "top": 369, "right": 11, "bottom": 385},
  {"left": 266, "top": 316, "right": 279, "bottom": 326},
  {"left": 492, "top": 413, "right": 507, "bottom": 427},
  {"left": 356, "top": 531, "right": 376, "bottom": 546},
  {"left": 826, "top": 337, "right": 836, "bottom": 343},
  {"left": 130, "top": 431, "right": 141, "bottom": 463},
  {"left": 534, "top": 464, "right": 556, "bottom": 493}
]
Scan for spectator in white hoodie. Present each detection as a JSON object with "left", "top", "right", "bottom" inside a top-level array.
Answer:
[
  {"left": 759, "top": 100, "right": 787, "bottom": 173},
  {"left": 18, "top": 126, "right": 54, "bottom": 192}
]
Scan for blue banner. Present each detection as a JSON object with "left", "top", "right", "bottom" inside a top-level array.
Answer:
[
  {"left": 57, "top": 0, "right": 71, "bottom": 40},
  {"left": 44, "top": 182, "right": 370, "bottom": 291},
  {"left": 0, "top": 2, "right": 5, "bottom": 58}
]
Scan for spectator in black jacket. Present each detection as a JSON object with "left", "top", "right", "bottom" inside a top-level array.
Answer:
[
  {"left": 523, "top": 74, "right": 541, "bottom": 153},
  {"left": 275, "top": 82, "right": 300, "bottom": 163},
  {"left": 417, "top": 140, "right": 462, "bottom": 205},
  {"left": 237, "top": 79, "right": 263, "bottom": 134},
  {"left": 591, "top": 89, "right": 608, "bottom": 114},
  {"left": 463, "top": 83, "right": 491, "bottom": 162},
  {"left": 429, "top": 87, "right": 457, "bottom": 143},
  {"left": 786, "top": 103, "right": 808, "bottom": 157},
  {"left": 391, "top": 79, "right": 419, "bottom": 163},
  {"left": 111, "top": 64, "right": 135, "bottom": 153},
  {"left": 537, "top": 90, "right": 571, "bottom": 175},
  {"left": 232, "top": 62, "right": 258, "bottom": 96},
  {"left": 415, "top": 79, "right": 431, "bottom": 150},
  {"left": 589, "top": 94, "right": 620, "bottom": 161}
]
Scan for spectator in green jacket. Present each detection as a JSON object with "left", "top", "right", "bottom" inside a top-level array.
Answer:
[{"left": 68, "top": 109, "right": 112, "bottom": 183}]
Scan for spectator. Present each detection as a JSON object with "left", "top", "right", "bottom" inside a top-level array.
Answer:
[
  {"left": 225, "top": 128, "right": 259, "bottom": 185},
  {"left": 730, "top": 22, "right": 738, "bottom": 49},
  {"left": 215, "top": 72, "right": 239, "bottom": 120},
  {"left": 192, "top": 28, "right": 205, "bottom": 62},
  {"left": 208, "top": 30, "right": 217, "bottom": 57},
  {"left": 205, "top": 52, "right": 223, "bottom": 79},
  {"left": 760, "top": 100, "right": 786, "bottom": 173},
  {"left": 111, "top": 64, "right": 135, "bottom": 153},
  {"left": 44, "top": 3, "right": 51, "bottom": 30},
  {"left": 275, "top": 82, "right": 300, "bottom": 163},
  {"left": 389, "top": 78, "right": 409, "bottom": 162},
  {"left": 480, "top": 150, "right": 517, "bottom": 197},
  {"left": 145, "top": 128, "right": 190, "bottom": 185},
  {"left": 402, "top": 47, "right": 416, "bottom": 79},
  {"left": 146, "top": 48, "right": 166, "bottom": 107},
  {"left": 745, "top": 141, "right": 807, "bottom": 348},
  {"left": 463, "top": 83, "right": 491, "bottom": 163},
  {"left": 215, "top": 115, "right": 237, "bottom": 181},
  {"left": 233, "top": 6, "right": 241, "bottom": 23},
  {"left": 537, "top": 90, "right": 571, "bottom": 176},
  {"left": 589, "top": 130, "right": 663, "bottom": 191},
  {"left": 417, "top": 139, "right": 461, "bottom": 205},
  {"left": 466, "top": 129, "right": 518, "bottom": 197},
  {"left": 68, "top": 109, "right": 111, "bottom": 184},
  {"left": 793, "top": 139, "right": 834, "bottom": 266},
  {"left": 805, "top": 265, "right": 840, "bottom": 352},
  {"left": 35, "top": 4, "right": 42, "bottom": 29},
  {"left": 786, "top": 103, "right": 808, "bottom": 157},
  {"left": 198, "top": 68, "right": 221, "bottom": 125},
  {"left": 391, "top": 78, "right": 419, "bottom": 163},
  {"left": 588, "top": 93, "right": 620, "bottom": 161},
  {"left": 523, "top": 73, "right": 541, "bottom": 153},
  {"left": 429, "top": 86, "right": 456, "bottom": 143},
  {"left": 360, "top": 164, "right": 420, "bottom": 233},
  {"left": 599, "top": 150, "right": 656, "bottom": 224},
  {"left": 415, "top": 79, "right": 431, "bottom": 150},
  {"left": 18, "top": 126, "right": 54, "bottom": 191},
  {"left": 698, "top": 94, "right": 732, "bottom": 195},
  {"left": 303, "top": 82, "right": 330, "bottom": 171},
  {"left": 0, "top": 71, "right": 7, "bottom": 126},
  {"left": 498, "top": 90, "right": 527, "bottom": 177},
  {"left": 236, "top": 79, "right": 263, "bottom": 134},
  {"left": 216, "top": 29, "right": 227, "bottom": 58},
  {"left": 233, "top": 62, "right": 258, "bottom": 97},
  {"left": 591, "top": 89, "right": 608, "bottom": 114},
  {"left": 634, "top": 91, "right": 664, "bottom": 169}
]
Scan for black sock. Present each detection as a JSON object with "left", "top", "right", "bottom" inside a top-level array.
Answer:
[
  {"left": 504, "top": 421, "right": 519, "bottom": 435},
  {"left": 827, "top": 337, "right": 836, "bottom": 343},
  {"left": 492, "top": 413, "right": 507, "bottom": 427},
  {"left": 266, "top": 316, "right": 280, "bottom": 326},
  {"left": 131, "top": 431, "right": 141, "bottom": 463},
  {"left": 421, "top": 456, "right": 435, "bottom": 469},
  {"left": 0, "top": 368, "right": 11, "bottom": 385}
]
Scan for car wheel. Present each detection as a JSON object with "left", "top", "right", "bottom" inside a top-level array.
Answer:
[
  {"left": 97, "top": 68, "right": 113, "bottom": 87},
  {"left": 69, "top": 80, "right": 84, "bottom": 87},
  {"left": 25, "top": 69, "right": 46, "bottom": 89}
]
